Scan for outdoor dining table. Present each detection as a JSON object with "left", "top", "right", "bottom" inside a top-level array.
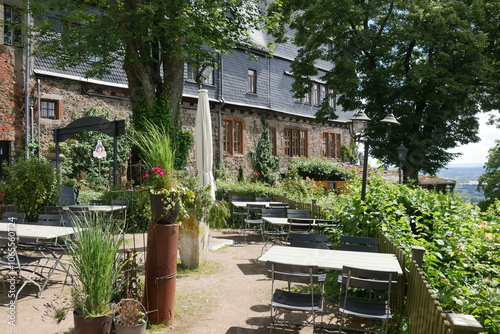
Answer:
[
  {"left": 63, "top": 204, "right": 127, "bottom": 213},
  {"left": 231, "top": 201, "right": 287, "bottom": 208},
  {"left": 258, "top": 245, "right": 403, "bottom": 275},
  {"left": 262, "top": 216, "right": 337, "bottom": 229},
  {"left": 0, "top": 222, "right": 76, "bottom": 240}
]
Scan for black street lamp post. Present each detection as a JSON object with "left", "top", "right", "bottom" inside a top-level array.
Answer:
[
  {"left": 396, "top": 142, "right": 409, "bottom": 184},
  {"left": 348, "top": 111, "right": 401, "bottom": 201}
]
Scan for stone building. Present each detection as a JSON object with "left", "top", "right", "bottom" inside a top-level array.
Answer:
[{"left": 0, "top": 0, "right": 353, "bottom": 180}]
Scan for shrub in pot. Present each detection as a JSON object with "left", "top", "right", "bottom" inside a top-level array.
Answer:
[
  {"left": 113, "top": 299, "right": 147, "bottom": 334},
  {"left": 66, "top": 212, "right": 125, "bottom": 334}
]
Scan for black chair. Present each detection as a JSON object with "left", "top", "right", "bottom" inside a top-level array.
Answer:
[
  {"left": 255, "top": 197, "right": 272, "bottom": 202},
  {"left": 288, "top": 232, "right": 328, "bottom": 249},
  {"left": 0, "top": 232, "right": 48, "bottom": 305},
  {"left": 89, "top": 199, "right": 107, "bottom": 205},
  {"left": 1, "top": 212, "right": 26, "bottom": 224},
  {"left": 266, "top": 261, "right": 322, "bottom": 331},
  {"left": 231, "top": 196, "right": 249, "bottom": 228},
  {"left": 287, "top": 209, "right": 309, "bottom": 219},
  {"left": 244, "top": 204, "right": 266, "bottom": 242},
  {"left": 338, "top": 266, "right": 398, "bottom": 334},
  {"left": 44, "top": 206, "right": 64, "bottom": 214},
  {"left": 339, "top": 236, "right": 380, "bottom": 253}
]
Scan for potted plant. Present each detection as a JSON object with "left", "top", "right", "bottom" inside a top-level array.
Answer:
[
  {"left": 66, "top": 212, "right": 125, "bottom": 334},
  {"left": 113, "top": 299, "right": 147, "bottom": 334},
  {"left": 129, "top": 120, "right": 193, "bottom": 325},
  {"left": 175, "top": 171, "right": 230, "bottom": 268}
]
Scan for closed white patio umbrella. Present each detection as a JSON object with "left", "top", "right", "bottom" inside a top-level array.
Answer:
[{"left": 195, "top": 89, "right": 216, "bottom": 200}]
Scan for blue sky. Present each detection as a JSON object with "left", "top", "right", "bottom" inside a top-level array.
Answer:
[{"left": 448, "top": 110, "right": 500, "bottom": 167}]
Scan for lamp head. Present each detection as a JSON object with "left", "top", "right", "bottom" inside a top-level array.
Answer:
[{"left": 396, "top": 142, "right": 409, "bottom": 163}]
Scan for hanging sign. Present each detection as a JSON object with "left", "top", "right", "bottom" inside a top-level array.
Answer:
[{"left": 93, "top": 140, "right": 107, "bottom": 159}]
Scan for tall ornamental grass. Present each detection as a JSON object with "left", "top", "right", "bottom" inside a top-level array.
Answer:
[
  {"left": 67, "top": 212, "right": 125, "bottom": 317},
  {"left": 129, "top": 119, "right": 175, "bottom": 172}
]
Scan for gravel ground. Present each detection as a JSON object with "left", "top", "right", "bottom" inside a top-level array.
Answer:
[{"left": 0, "top": 230, "right": 343, "bottom": 334}]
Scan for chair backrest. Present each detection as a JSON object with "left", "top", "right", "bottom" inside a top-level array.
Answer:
[
  {"left": 255, "top": 197, "right": 272, "bottom": 202},
  {"left": 60, "top": 185, "right": 77, "bottom": 205},
  {"left": 341, "top": 266, "right": 397, "bottom": 291},
  {"left": 231, "top": 196, "right": 248, "bottom": 201},
  {"left": 261, "top": 208, "right": 286, "bottom": 217},
  {"left": 339, "top": 236, "right": 380, "bottom": 252},
  {"left": 37, "top": 214, "right": 64, "bottom": 226},
  {"left": 269, "top": 203, "right": 289, "bottom": 209},
  {"left": 286, "top": 218, "right": 315, "bottom": 233},
  {"left": 89, "top": 199, "right": 107, "bottom": 205},
  {"left": 266, "top": 261, "right": 320, "bottom": 285},
  {"left": 44, "top": 206, "right": 64, "bottom": 214},
  {"left": 1, "top": 212, "right": 26, "bottom": 224},
  {"left": 288, "top": 232, "right": 328, "bottom": 249},
  {"left": 287, "top": 209, "right": 309, "bottom": 218},
  {"left": 246, "top": 204, "right": 265, "bottom": 216},
  {"left": 111, "top": 200, "right": 129, "bottom": 206}
]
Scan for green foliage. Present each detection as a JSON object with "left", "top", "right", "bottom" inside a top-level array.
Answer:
[
  {"left": 215, "top": 180, "right": 281, "bottom": 202},
  {"left": 478, "top": 140, "right": 500, "bottom": 201},
  {"left": 132, "top": 95, "right": 193, "bottom": 170},
  {"left": 341, "top": 144, "right": 356, "bottom": 163},
  {"left": 67, "top": 212, "right": 126, "bottom": 317},
  {"left": 250, "top": 119, "right": 280, "bottom": 184},
  {"left": 289, "top": 157, "right": 356, "bottom": 181},
  {"left": 269, "top": 0, "right": 495, "bottom": 178},
  {"left": 237, "top": 166, "right": 245, "bottom": 182},
  {"left": 106, "top": 189, "right": 151, "bottom": 233},
  {"left": 175, "top": 170, "right": 229, "bottom": 228},
  {"left": 60, "top": 105, "right": 131, "bottom": 190},
  {"left": 280, "top": 169, "right": 325, "bottom": 202},
  {"left": 129, "top": 119, "right": 175, "bottom": 172},
  {"left": 318, "top": 174, "right": 500, "bottom": 333},
  {"left": 2, "top": 156, "right": 60, "bottom": 221}
]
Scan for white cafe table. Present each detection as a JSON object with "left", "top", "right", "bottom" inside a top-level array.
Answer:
[
  {"left": 231, "top": 201, "right": 286, "bottom": 208},
  {"left": 258, "top": 245, "right": 403, "bottom": 276},
  {"left": 63, "top": 205, "right": 127, "bottom": 213},
  {"left": 0, "top": 222, "right": 76, "bottom": 240}
]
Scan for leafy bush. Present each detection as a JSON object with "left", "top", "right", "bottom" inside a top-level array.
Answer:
[
  {"left": 215, "top": 180, "right": 281, "bottom": 201},
  {"left": 289, "top": 157, "right": 356, "bottom": 181},
  {"left": 2, "top": 156, "right": 60, "bottom": 221},
  {"left": 103, "top": 188, "right": 150, "bottom": 233},
  {"left": 250, "top": 119, "right": 280, "bottom": 184},
  {"left": 60, "top": 105, "right": 131, "bottom": 190},
  {"left": 175, "top": 170, "right": 229, "bottom": 228},
  {"left": 320, "top": 174, "right": 500, "bottom": 333},
  {"left": 280, "top": 169, "right": 325, "bottom": 202}
]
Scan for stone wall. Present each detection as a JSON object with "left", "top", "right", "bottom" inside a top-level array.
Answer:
[{"left": 34, "top": 77, "right": 132, "bottom": 152}]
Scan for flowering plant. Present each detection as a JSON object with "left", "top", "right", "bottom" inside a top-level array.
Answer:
[
  {"left": 142, "top": 166, "right": 174, "bottom": 192},
  {"left": 113, "top": 299, "right": 147, "bottom": 326},
  {"left": 142, "top": 166, "right": 194, "bottom": 223}
]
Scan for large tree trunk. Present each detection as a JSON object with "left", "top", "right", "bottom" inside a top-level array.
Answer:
[{"left": 162, "top": 48, "right": 185, "bottom": 124}]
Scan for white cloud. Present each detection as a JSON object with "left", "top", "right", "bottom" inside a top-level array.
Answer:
[{"left": 448, "top": 111, "right": 500, "bottom": 167}]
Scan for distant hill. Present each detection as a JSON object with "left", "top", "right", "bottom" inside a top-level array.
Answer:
[
  {"left": 437, "top": 166, "right": 485, "bottom": 202},
  {"left": 437, "top": 166, "right": 485, "bottom": 182}
]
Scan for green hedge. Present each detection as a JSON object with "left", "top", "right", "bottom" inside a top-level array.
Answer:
[{"left": 289, "top": 157, "right": 356, "bottom": 181}]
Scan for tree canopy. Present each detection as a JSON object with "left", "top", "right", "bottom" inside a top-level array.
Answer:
[
  {"left": 30, "top": 0, "right": 265, "bottom": 121},
  {"left": 268, "top": 0, "right": 499, "bottom": 179},
  {"left": 478, "top": 139, "right": 500, "bottom": 202}
]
